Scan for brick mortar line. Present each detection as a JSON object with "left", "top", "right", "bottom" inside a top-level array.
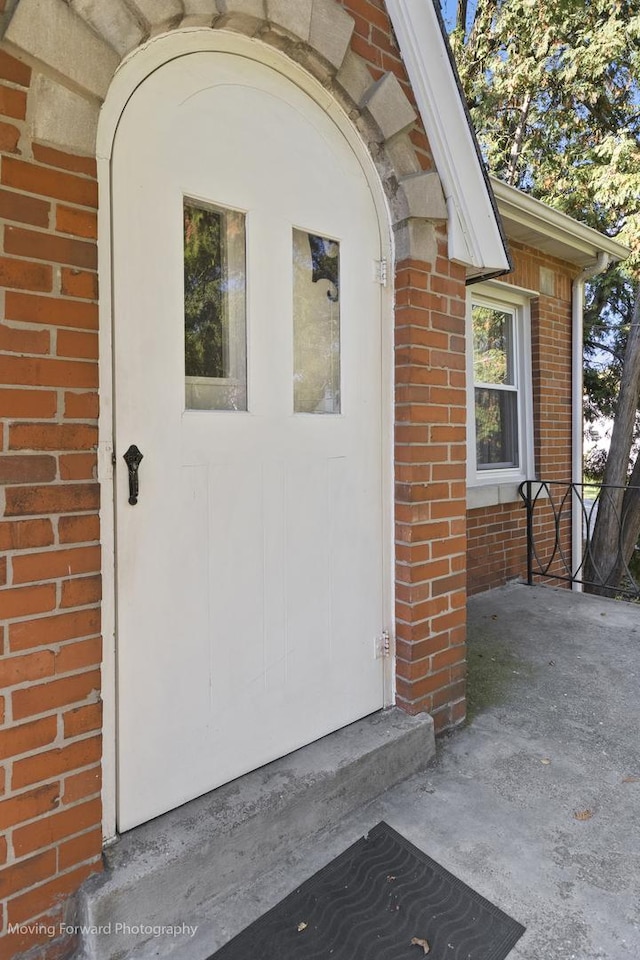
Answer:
[
  {"left": 4, "top": 731, "right": 101, "bottom": 776},
  {"left": 0, "top": 249, "right": 97, "bottom": 274},
  {"left": 5, "top": 146, "right": 98, "bottom": 182},
  {"left": 4, "top": 220, "right": 97, "bottom": 244},
  {"left": 0, "top": 74, "right": 31, "bottom": 93},
  {"left": 0, "top": 664, "right": 102, "bottom": 693},
  {"left": 1, "top": 851, "right": 103, "bottom": 908},
  {"left": 0, "top": 175, "right": 97, "bottom": 209},
  {"left": 2, "top": 853, "right": 102, "bottom": 917},
  {"left": 0, "top": 772, "right": 101, "bottom": 813}
]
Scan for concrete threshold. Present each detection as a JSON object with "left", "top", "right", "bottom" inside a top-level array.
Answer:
[{"left": 75, "top": 707, "right": 434, "bottom": 960}]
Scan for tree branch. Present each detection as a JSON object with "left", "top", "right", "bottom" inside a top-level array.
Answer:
[
  {"left": 506, "top": 91, "right": 533, "bottom": 185},
  {"left": 584, "top": 340, "right": 624, "bottom": 363},
  {"left": 456, "top": 0, "right": 469, "bottom": 34}
]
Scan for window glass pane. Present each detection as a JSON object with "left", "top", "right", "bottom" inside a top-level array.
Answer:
[
  {"left": 475, "top": 387, "right": 519, "bottom": 468},
  {"left": 184, "top": 199, "right": 246, "bottom": 411},
  {"left": 293, "top": 228, "right": 340, "bottom": 414},
  {"left": 472, "top": 306, "right": 514, "bottom": 385}
]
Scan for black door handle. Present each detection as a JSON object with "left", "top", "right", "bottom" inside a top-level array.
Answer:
[{"left": 123, "top": 445, "right": 143, "bottom": 505}]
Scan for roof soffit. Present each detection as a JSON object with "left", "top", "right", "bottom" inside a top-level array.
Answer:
[{"left": 492, "top": 177, "right": 630, "bottom": 268}]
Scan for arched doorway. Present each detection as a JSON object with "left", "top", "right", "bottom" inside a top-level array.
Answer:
[{"left": 111, "top": 48, "right": 391, "bottom": 830}]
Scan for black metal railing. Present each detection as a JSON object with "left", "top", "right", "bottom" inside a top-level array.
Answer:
[{"left": 519, "top": 480, "right": 640, "bottom": 599}]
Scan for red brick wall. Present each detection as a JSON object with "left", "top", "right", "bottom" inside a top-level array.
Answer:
[
  {"left": 467, "top": 507, "right": 528, "bottom": 596},
  {"left": 0, "top": 50, "right": 102, "bottom": 960},
  {"left": 394, "top": 248, "right": 468, "bottom": 731},
  {"left": 466, "top": 243, "right": 576, "bottom": 595}
]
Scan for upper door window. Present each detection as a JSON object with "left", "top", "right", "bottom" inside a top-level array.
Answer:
[
  {"left": 466, "top": 285, "right": 533, "bottom": 487},
  {"left": 183, "top": 199, "right": 247, "bottom": 411},
  {"left": 292, "top": 228, "right": 341, "bottom": 414}
]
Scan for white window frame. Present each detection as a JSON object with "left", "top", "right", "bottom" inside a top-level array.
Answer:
[{"left": 466, "top": 281, "right": 535, "bottom": 508}]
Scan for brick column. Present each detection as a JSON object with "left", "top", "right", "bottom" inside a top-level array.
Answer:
[
  {"left": 0, "top": 50, "right": 102, "bottom": 960},
  {"left": 394, "top": 250, "right": 468, "bottom": 732}
]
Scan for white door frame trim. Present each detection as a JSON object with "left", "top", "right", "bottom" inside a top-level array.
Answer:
[{"left": 97, "top": 28, "right": 395, "bottom": 841}]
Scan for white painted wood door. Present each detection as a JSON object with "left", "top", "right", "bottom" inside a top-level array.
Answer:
[{"left": 113, "top": 52, "right": 386, "bottom": 831}]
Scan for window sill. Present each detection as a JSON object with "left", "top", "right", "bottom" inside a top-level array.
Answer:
[
  {"left": 467, "top": 480, "right": 548, "bottom": 510},
  {"left": 467, "top": 482, "right": 523, "bottom": 510}
]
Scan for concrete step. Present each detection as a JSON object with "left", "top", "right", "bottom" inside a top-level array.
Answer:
[{"left": 74, "top": 708, "right": 435, "bottom": 960}]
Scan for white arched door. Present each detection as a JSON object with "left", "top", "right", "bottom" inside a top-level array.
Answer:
[{"left": 113, "top": 51, "right": 387, "bottom": 831}]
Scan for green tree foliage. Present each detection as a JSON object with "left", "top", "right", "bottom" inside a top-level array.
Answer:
[
  {"left": 445, "top": 0, "right": 640, "bottom": 592},
  {"left": 184, "top": 203, "right": 226, "bottom": 379},
  {"left": 450, "top": 0, "right": 640, "bottom": 256},
  {"left": 449, "top": 0, "right": 640, "bottom": 387}
]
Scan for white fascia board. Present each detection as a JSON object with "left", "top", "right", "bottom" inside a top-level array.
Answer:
[
  {"left": 491, "top": 177, "right": 631, "bottom": 264},
  {"left": 385, "top": 0, "right": 510, "bottom": 275}
]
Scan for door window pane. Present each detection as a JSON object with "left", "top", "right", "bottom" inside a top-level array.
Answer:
[
  {"left": 293, "top": 229, "right": 341, "bottom": 414},
  {"left": 475, "top": 387, "right": 519, "bottom": 468},
  {"left": 184, "top": 199, "right": 246, "bottom": 410}
]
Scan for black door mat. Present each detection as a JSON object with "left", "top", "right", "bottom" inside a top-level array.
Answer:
[{"left": 210, "top": 821, "right": 525, "bottom": 959}]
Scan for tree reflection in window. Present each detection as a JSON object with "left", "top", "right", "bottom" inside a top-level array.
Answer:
[
  {"left": 293, "top": 229, "right": 341, "bottom": 414},
  {"left": 308, "top": 233, "right": 339, "bottom": 303},
  {"left": 183, "top": 199, "right": 246, "bottom": 411},
  {"left": 472, "top": 306, "right": 513, "bottom": 385},
  {"left": 184, "top": 204, "right": 225, "bottom": 378},
  {"left": 472, "top": 304, "right": 518, "bottom": 468}
]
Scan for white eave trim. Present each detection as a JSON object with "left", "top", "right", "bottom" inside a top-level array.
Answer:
[
  {"left": 386, "top": 0, "right": 510, "bottom": 275},
  {"left": 491, "top": 177, "right": 630, "bottom": 264}
]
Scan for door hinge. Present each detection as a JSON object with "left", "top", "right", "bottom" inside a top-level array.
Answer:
[
  {"left": 374, "top": 259, "right": 388, "bottom": 286},
  {"left": 375, "top": 630, "right": 391, "bottom": 660}
]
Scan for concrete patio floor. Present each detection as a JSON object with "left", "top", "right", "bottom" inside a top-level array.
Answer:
[
  {"left": 137, "top": 582, "right": 640, "bottom": 960},
  {"left": 397, "top": 581, "right": 640, "bottom": 960}
]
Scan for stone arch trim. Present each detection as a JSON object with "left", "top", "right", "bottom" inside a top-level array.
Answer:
[{"left": 1, "top": 0, "right": 447, "bottom": 259}]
